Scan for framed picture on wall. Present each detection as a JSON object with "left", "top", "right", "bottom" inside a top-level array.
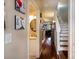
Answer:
[
  {"left": 15, "top": 15, "right": 25, "bottom": 30},
  {"left": 15, "top": 0, "right": 25, "bottom": 14}
]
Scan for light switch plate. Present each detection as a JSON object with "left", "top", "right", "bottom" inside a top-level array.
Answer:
[{"left": 4, "top": 32, "right": 12, "bottom": 44}]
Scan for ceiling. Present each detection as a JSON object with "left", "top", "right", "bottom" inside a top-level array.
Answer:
[
  {"left": 35, "top": 0, "right": 58, "bottom": 21},
  {"left": 34, "top": 0, "right": 68, "bottom": 22},
  {"left": 35, "top": 0, "right": 58, "bottom": 11}
]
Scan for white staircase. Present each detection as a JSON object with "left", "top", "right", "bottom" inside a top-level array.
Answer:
[
  {"left": 55, "top": 16, "right": 68, "bottom": 53},
  {"left": 59, "top": 23, "right": 68, "bottom": 51}
]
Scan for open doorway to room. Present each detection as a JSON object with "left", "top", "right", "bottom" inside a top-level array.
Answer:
[
  {"left": 28, "top": 0, "right": 70, "bottom": 59},
  {"left": 36, "top": 0, "right": 69, "bottom": 59}
]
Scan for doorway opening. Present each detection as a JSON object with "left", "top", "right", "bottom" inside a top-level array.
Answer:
[{"left": 29, "top": 0, "right": 69, "bottom": 59}]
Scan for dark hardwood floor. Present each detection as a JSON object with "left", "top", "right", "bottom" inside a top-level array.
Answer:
[
  {"left": 38, "top": 30, "right": 68, "bottom": 59},
  {"left": 39, "top": 38, "right": 58, "bottom": 59}
]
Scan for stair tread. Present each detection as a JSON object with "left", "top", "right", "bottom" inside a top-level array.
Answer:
[
  {"left": 60, "top": 30, "right": 68, "bottom": 32},
  {"left": 60, "top": 42, "right": 68, "bottom": 45},
  {"left": 59, "top": 47, "right": 68, "bottom": 51},
  {"left": 60, "top": 40, "right": 68, "bottom": 42},
  {"left": 60, "top": 35, "right": 69, "bottom": 37}
]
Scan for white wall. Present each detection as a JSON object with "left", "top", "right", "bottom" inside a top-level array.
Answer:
[
  {"left": 4, "top": 0, "right": 28, "bottom": 59},
  {"left": 28, "top": 0, "right": 40, "bottom": 58},
  {"left": 69, "top": 0, "right": 75, "bottom": 59},
  {"left": 29, "top": 38, "right": 36, "bottom": 57}
]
